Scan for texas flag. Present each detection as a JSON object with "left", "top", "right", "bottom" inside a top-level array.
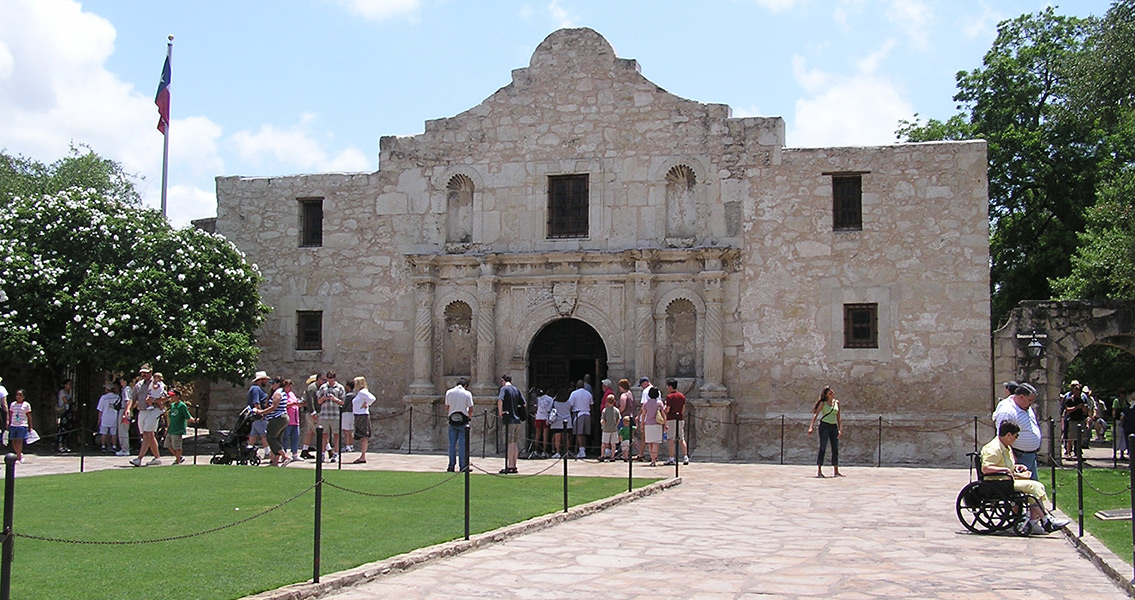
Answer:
[{"left": 155, "top": 54, "right": 171, "bottom": 134}]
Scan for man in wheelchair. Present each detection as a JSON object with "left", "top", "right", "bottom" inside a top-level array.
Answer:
[{"left": 981, "top": 421, "right": 1071, "bottom": 535}]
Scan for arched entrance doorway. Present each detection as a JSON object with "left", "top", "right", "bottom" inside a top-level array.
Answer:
[{"left": 527, "top": 318, "right": 608, "bottom": 454}]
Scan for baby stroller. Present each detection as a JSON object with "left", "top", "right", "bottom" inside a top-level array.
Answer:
[{"left": 210, "top": 406, "right": 261, "bottom": 466}]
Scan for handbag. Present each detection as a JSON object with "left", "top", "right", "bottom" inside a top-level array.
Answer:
[
  {"left": 655, "top": 407, "right": 666, "bottom": 425},
  {"left": 448, "top": 411, "right": 469, "bottom": 426}
]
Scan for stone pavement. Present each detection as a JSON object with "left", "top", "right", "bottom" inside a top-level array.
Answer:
[{"left": 6, "top": 450, "right": 1134, "bottom": 599}]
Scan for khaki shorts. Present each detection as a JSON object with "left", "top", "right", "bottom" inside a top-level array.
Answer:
[
  {"left": 665, "top": 420, "right": 685, "bottom": 440},
  {"left": 164, "top": 434, "right": 183, "bottom": 451},
  {"left": 139, "top": 409, "right": 161, "bottom": 433}
]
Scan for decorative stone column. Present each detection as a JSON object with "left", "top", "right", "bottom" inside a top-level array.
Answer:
[
  {"left": 409, "top": 279, "right": 436, "bottom": 395},
  {"left": 689, "top": 397, "right": 734, "bottom": 460},
  {"left": 631, "top": 260, "right": 654, "bottom": 380},
  {"left": 472, "top": 263, "right": 499, "bottom": 396},
  {"left": 403, "top": 270, "right": 443, "bottom": 452},
  {"left": 700, "top": 256, "right": 726, "bottom": 397}
]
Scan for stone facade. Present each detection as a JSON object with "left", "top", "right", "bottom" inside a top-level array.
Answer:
[{"left": 214, "top": 28, "right": 991, "bottom": 464}]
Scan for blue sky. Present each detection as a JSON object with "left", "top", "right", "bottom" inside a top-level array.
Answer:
[{"left": 0, "top": 0, "right": 1112, "bottom": 226}]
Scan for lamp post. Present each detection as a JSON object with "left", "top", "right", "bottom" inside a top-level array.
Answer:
[{"left": 1016, "top": 329, "right": 1050, "bottom": 417}]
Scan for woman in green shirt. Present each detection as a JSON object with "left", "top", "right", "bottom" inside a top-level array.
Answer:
[{"left": 807, "top": 386, "right": 842, "bottom": 477}]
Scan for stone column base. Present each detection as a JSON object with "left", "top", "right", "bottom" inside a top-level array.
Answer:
[
  {"left": 402, "top": 394, "right": 445, "bottom": 452},
  {"left": 688, "top": 397, "right": 735, "bottom": 460}
]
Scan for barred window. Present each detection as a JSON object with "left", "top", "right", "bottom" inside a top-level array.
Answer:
[
  {"left": 299, "top": 198, "right": 323, "bottom": 247},
  {"left": 843, "top": 303, "right": 878, "bottom": 348},
  {"left": 296, "top": 311, "right": 323, "bottom": 351},
  {"left": 547, "top": 174, "right": 589, "bottom": 238},
  {"left": 832, "top": 175, "right": 862, "bottom": 231}
]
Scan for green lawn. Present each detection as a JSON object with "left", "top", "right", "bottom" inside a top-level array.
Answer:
[
  {"left": 1053, "top": 467, "right": 1135, "bottom": 563},
  {"left": 8, "top": 466, "right": 659, "bottom": 600}
]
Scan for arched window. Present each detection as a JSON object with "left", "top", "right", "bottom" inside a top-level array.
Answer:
[
  {"left": 443, "top": 301, "right": 473, "bottom": 376},
  {"left": 447, "top": 174, "right": 474, "bottom": 245},
  {"left": 665, "top": 298, "right": 697, "bottom": 377},
  {"left": 665, "top": 165, "right": 696, "bottom": 240}
]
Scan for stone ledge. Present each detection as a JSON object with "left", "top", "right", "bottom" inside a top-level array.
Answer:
[
  {"left": 241, "top": 476, "right": 682, "bottom": 600},
  {"left": 1059, "top": 515, "right": 1135, "bottom": 599}
]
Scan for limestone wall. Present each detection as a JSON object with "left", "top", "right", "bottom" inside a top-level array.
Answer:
[{"left": 212, "top": 28, "right": 991, "bottom": 464}]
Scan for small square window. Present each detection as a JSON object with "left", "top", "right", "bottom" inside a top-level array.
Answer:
[
  {"left": 296, "top": 311, "right": 323, "bottom": 351},
  {"left": 832, "top": 175, "right": 862, "bottom": 231},
  {"left": 547, "top": 174, "right": 589, "bottom": 238},
  {"left": 843, "top": 303, "right": 878, "bottom": 348},
  {"left": 299, "top": 198, "right": 323, "bottom": 247}
]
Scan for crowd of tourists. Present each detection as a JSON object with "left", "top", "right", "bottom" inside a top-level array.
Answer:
[{"left": 445, "top": 374, "right": 690, "bottom": 474}]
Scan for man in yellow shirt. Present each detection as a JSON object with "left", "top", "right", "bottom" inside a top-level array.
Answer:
[{"left": 981, "top": 421, "right": 1070, "bottom": 535}]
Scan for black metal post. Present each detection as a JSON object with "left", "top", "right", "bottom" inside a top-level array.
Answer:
[
  {"left": 313, "top": 427, "right": 323, "bottom": 584},
  {"left": 407, "top": 406, "right": 412, "bottom": 454},
  {"left": 779, "top": 414, "right": 785, "bottom": 465},
  {"left": 627, "top": 421, "right": 634, "bottom": 493},
  {"left": 1076, "top": 423, "right": 1085, "bottom": 537},
  {"left": 562, "top": 449, "right": 569, "bottom": 513},
  {"left": 79, "top": 402, "right": 86, "bottom": 473},
  {"left": 2, "top": 454, "right": 16, "bottom": 600},
  {"left": 193, "top": 420, "right": 198, "bottom": 465},
  {"left": 1049, "top": 418, "right": 1057, "bottom": 509},
  {"left": 877, "top": 416, "right": 883, "bottom": 467},
  {"left": 482, "top": 409, "right": 488, "bottom": 459},
  {"left": 464, "top": 420, "right": 471, "bottom": 541},
  {"left": 503, "top": 412, "right": 509, "bottom": 474},
  {"left": 973, "top": 416, "right": 978, "bottom": 453},
  {"left": 1113, "top": 417, "right": 1118, "bottom": 469},
  {"left": 1127, "top": 433, "right": 1135, "bottom": 583}
]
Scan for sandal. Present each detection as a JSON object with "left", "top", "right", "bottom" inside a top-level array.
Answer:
[{"left": 351, "top": 458, "right": 367, "bottom": 464}]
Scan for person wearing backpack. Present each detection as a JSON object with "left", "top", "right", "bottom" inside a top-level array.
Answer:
[{"left": 498, "top": 375, "right": 525, "bottom": 474}]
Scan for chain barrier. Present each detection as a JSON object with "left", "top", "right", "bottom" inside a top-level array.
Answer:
[
  {"left": 13, "top": 481, "right": 317, "bottom": 545},
  {"left": 321, "top": 472, "right": 461, "bottom": 498},
  {"left": 1077, "top": 475, "right": 1134, "bottom": 497},
  {"left": 468, "top": 458, "right": 562, "bottom": 479},
  {"left": 371, "top": 408, "right": 411, "bottom": 421}
]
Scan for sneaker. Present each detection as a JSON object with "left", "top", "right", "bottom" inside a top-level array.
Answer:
[
  {"left": 174, "top": 457, "right": 185, "bottom": 465},
  {"left": 129, "top": 457, "right": 142, "bottom": 467},
  {"left": 551, "top": 453, "right": 561, "bottom": 459},
  {"left": 1028, "top": 520, "right": 1047, "bottom": 535},
  {"left": 147, "top": 458, "right": 163, "bottom": 466},
  {"left": 576, "top": 449, "right": 586, "bottom": 459},
  {"left": 115, "top": 450, "right": 130, "bottom": 457},
  {"left": 1044, "top": 517, "right": 1071, "bottom": 532},
  {"left": 344, "top": 445, "right": 354, "bottom": 452},
  {"left": 280, "top": 458, "right": 293, "bottom": 467},
  {"left": 664, "top": 458, "right": 676, "bottom": 466},
  {"left": 300, "top": 450, "right": 313, "bottom": 460},
  {"left": 326, "top": 453, "right": 336, "bottom": 463},
  {"left": 683, "top": 455, "right": 689, "bottom": 465},
  {"left": 446, "top": 466, "right": 455, "bottom": 472}
]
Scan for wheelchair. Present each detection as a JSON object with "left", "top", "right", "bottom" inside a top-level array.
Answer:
[{"left": 955, "top": 452, "right": 1039, "bottom": 536}]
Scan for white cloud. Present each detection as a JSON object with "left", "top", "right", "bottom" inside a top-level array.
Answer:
[
  {"left": 886, "top": 0, "right": 933, "bottom": 50},
  {"left": 732, "top": 104, "right": 765, "bottom": 118},
  {"left": 548, "top": 0, "right": 577, "bottom": 28},
  {"left": 787, "top": 53, "right": 913, "bottom": 148},
  {"left": 961, "top": 2, "right": 1005, "bottom": 40},
  {"left": 855, "top": 39, "right": 897, "bottom": 74},
  {"left": 334, "top": 0, "right": 420, "bottom": 22},
  {"left": 166, "top": 184, "right": 217, "bottom": 229},
  {"left": 230, "top": 115, "right": 371, "bottom": 173},
  {"left": 754, "top": 0, "right": 800, "bottom": 13}
]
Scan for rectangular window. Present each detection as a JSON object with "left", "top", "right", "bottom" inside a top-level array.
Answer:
[
  {"left": 843, "top": 303, "right": 878, "bottom": 348},
  {"left": 299, "top": 198, "right": 323, "bottom": 247},
  {"left": 832, "top": 175, "right": 862, "bottom": 231},
  {"left": 296, "top": 311, "right": 323, "bottom": 351},
  {"left": 547, "top": 174, "right": 589, "bottom": 238}
]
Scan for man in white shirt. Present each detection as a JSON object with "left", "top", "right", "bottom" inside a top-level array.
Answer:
[
  {"left": 445, "top": 378, "right": 473, "bottom": 472},
  {"left": 568, "top": 380, "right": 593, "bottom": 459},
  {"left": 95, "top": 382, "right": 120, "bottom": 452},
  {"left": 992, "top": 382, "right": 1041, "bottom": 480}
]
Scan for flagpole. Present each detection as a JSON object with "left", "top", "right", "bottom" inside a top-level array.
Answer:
[{"left": 160, "top": 35, "right": 173, "bottom": 219}]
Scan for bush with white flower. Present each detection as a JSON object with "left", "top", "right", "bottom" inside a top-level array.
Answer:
[{"left": 0, "top": 149, "right": 269, "bottom": 385}]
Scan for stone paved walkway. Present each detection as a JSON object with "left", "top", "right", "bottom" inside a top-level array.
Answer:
[{"left": 7, "top": 450, "right": 1133, "bottom": 599}]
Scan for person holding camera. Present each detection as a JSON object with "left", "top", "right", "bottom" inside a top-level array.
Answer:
[{"left": 445, "top": 378, "right": 473, "bottom": 472}]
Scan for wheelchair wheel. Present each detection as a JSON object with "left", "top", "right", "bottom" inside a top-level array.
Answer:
[
  {"left": 1012, "top": 516, "right": 1032, "bottom": 537},
  {"left": 956, "top": 481, "right": 1018, "bottom": 534},
  {"left": 209, "top": 455, "right": 224, "bottom": 465},
  {"left": 249, "top": 455, "right": 261, "bottom": 466}
]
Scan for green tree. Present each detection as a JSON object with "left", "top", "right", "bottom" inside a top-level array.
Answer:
[
  {"left": 0, "top": 149, "right": 269, "bottom": 385},
  {"left": 897, "top": 7, "right": 1097, "bottom": 325}
]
